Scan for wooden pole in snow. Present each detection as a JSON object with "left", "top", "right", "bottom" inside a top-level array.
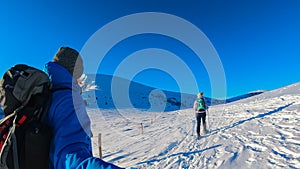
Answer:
[{"left": 98, "top": 133, "right": 102, "bottom": 159}]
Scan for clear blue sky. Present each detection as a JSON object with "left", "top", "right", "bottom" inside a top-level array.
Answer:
[{"left": 0, "top": 0, "right": 299, "bottom": 99}]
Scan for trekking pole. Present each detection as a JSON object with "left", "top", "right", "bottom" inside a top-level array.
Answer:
[{"left": 207, "top": 109, "right": 210, "bottom": 131}]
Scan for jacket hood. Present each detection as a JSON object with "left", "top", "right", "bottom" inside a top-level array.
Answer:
[{"left": 45, "top": 62, "right": 81, "bottom": 92}]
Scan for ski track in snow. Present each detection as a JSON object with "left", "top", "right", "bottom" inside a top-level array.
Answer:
[{"left": 86, "top": 83, "right": 300, "bottom": 169}]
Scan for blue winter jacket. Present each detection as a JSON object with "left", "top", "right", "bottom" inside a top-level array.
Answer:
[{"left": 45, "top": 62, "right": 122, "bottom": 169}]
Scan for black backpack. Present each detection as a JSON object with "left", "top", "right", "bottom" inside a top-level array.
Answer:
[{"left": 0, "top": 64, "right": 52, "bottom": 169}]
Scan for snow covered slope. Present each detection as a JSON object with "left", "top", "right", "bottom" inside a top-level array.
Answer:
[
  {"left": 225, "top": 90, "right": 264, "bottom": 103},
  {"left": 86, "top": 78, "right": 299, "bottom": 168},
  {"left": 82, "top": 74, "right": 223, "bottom": 112}
]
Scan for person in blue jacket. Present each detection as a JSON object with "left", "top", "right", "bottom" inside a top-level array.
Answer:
[{"left": 45, "top": 47, "right": 123, "bottom": 169}]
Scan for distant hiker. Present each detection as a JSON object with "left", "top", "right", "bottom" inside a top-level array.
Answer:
[
  {"left": 45, "top": 47, "right": 123, "bottom": 169},
  {"left": 193, "top": 92, "right": 209, "bottom": 138}
]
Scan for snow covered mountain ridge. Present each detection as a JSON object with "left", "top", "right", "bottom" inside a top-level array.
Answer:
[
  {"left": 81, "top": 74, "right": 262, "bottom": 112},
  {"left": 82, "top": 74, "right": 216, "bottom": 112}
]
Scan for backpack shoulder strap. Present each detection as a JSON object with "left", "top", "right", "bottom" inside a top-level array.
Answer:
[
  {"left": 201, "top": 97, "right": 207, "bottom": 110},
  {"left": 39, "top": 94, "right": 52, "bottom": 123},
  {"left": 38, "top": 86, "right": 71, "bottom": 122}
]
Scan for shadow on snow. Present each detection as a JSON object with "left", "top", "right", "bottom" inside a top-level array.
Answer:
[
  {"left": 137, "top": 144, "right": 222, "bottom": 165},
  {"left": 210, "top": 102, "right": 295, "bottom": 135}
]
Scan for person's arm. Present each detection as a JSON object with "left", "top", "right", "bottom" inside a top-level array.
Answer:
[
  {"left": 52, "top": 91, "right": 123, "bottom": 169},
  {"left": 193, "top": 100, "right": 197, "bottom": 111},
  {"left": 71, "top": 156, "right": 124, "bottom": 169}
]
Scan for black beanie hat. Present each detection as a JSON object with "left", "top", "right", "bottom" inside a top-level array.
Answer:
[{"left": 52, "top": 47, "right": 83, "bottom": 79}]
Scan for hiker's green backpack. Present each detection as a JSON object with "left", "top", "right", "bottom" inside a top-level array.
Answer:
[
  {"left": 0, "top": 64, "right": 52, "bottom": 169},
  {"left": 196, "top": 97, "right": 207, "bottom": 111}
]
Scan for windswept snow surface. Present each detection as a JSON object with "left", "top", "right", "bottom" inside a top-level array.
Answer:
[{"left": 86, "top": 82, "right": 300, "bottom": 169}]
